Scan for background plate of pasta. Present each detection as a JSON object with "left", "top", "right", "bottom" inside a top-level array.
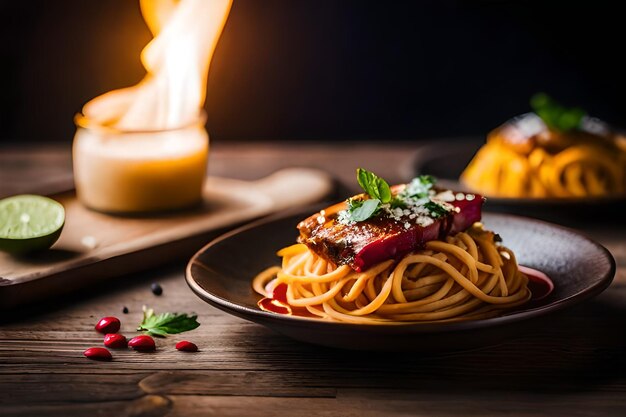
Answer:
[
  {"left": 186, "top": 171, "right": 615, "bottom": 351},
  {"left": 412, "top": 94, "right": 626, "bottom": 218}
]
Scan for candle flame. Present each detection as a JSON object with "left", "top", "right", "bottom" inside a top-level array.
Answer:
[{"left": 82, "top": 0, "right": 232, "bottom": 130}]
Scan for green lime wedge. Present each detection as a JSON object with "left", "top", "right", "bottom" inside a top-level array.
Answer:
[{"left": 0, "top": 195, "right": 65, "bottom": 255}]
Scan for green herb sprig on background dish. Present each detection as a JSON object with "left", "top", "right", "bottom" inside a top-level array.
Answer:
[{"left": 530, "top": 93, "right": 586, "bottom": 132}]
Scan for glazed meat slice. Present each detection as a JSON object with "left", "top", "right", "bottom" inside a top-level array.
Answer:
[{"left": 297, "top": 195, "right": 483, "bottom": 272}]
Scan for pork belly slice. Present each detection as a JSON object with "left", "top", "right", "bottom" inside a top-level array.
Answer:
[{"left": 297, "top": 196, "right": 483, "bottom": 272}]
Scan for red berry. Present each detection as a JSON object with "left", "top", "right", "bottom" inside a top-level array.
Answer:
[
  {"left": 104, "top": 333, "right": 127, "bottom": 348},
  {"left": 175, "top": 341, "right": 198, "bottom": 352},
  {"left": 83, "top": 347, "right": 112, "bottom": 361},
  {"left": 128, "top": 335, "right": 156, "bottom": 351},
  {"left": 95, "top": 317, "right": 120, "bottom": 334}
]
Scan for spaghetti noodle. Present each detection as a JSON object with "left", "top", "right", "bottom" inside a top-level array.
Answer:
[{"left": 253, "top": 223, "right": 531, "bottom": 324}]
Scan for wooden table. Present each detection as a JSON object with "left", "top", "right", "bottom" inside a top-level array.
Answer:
[{"left": 1, "top": 142, "right": 625, "bottom": 417}]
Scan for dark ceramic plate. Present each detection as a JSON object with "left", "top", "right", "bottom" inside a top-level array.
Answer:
[
  {"left": 411, "top": 140, "right": 626, "bottom": 219},
  {"left": 186, "top": 207, "right": 615, "bottom": 351}
]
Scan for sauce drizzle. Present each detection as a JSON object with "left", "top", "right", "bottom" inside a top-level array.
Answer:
[
  {"left": 518, "top": 265, "right": 554, "bottom": 300},
  {"left": 258, "top": 283, "right": 291, "bottom": 315}
]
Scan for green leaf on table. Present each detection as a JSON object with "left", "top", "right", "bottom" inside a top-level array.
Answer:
[
  {"left": 530, "top": 93, "right": 586, "bottom": 132},
  {"left": 137, "top": 306, "right": 200, "bottom": 337}
]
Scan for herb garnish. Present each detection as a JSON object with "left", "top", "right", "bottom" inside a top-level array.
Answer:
[
  {"left": 530, "top": 93, "right": 586, "bottom": 132},
  {"left": 423, "top": 201, "right": 449, "bottom": 219},
  {"left": 340, "top": 169, "right": 451, "bottom": 224},
  {"left": 344, "top": 168, "right": 400, "bottom": 222},
  {"left": 356, "top": 168, "right": 392, "bottom": 203},
  {"left": 401, "top": 175, "right": 436, "bottom": 199},
  {"left": 346, "top": 198, "right": 380, "bottom": 222},
  {"left": 137, "top": 306, "right": 200, "bottom": 337}
]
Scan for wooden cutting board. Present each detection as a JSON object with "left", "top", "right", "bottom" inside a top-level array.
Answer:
[{"left": 0, "top": 168, "right": 333, "bottom": 309}]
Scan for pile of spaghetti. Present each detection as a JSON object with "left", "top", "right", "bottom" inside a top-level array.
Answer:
[
  {"left": 461, "top": 94, "right": 626, "bottom": 198},
  {"left": 253, "top": 170, "right": 531, "bottom": 324}
]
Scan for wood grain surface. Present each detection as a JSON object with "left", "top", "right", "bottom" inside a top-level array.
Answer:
[{"left": 1, "top": 142, "right": 625, "bottom": 417}]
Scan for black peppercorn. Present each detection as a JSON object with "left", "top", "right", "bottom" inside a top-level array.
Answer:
[{"left": 151, "top": 283, "right": 163, "bottom": 296}]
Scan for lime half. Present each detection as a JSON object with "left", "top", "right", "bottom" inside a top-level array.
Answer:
[{"left": 0, "top": 195, "right": 65, "bottom": 254}]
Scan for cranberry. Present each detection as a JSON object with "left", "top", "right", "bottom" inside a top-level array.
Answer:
[
  {"left": 175, "top": 341, "right": 198, "bottom": 352},
  {"left": 128, "top": 335, "right": 156, "bottom": 351},
  {"left": 83, "top": 347, "right": 112, "bottom": 361},
  {"left": 95, "top": 316, "right": 120, "bottom": 334},
  {"left": 104, "top": 333, "right": 127, "bottom": 348}
]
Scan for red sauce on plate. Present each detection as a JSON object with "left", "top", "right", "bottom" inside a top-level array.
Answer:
[
  {"left": 258, "top": 267, "right": 554, "bottom": 316},
  {"left": 258, "top": 283, "right": 291, "bottom": 315},
  {"left": 518, "top": 265, "right": 554, "bottom": 300},
  {"left": 257, "top": 283, "right": 318, "bottom": 317}
]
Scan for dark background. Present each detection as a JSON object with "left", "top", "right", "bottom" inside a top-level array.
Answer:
[{"left": 1, "top": 0, "right": 624, "bottom": 144}]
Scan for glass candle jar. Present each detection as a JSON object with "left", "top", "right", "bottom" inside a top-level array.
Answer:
[{"left": 73, "top": 113, "right": 208, "bottom": 213}]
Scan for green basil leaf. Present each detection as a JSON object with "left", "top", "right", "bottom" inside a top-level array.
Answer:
[
  {"left": 356, "top": 168, "right": 392, "bottom": 203},
  {"left": 375, "top": 177, "right": 392, "bottom": 203},
  {"left": 357, "top": 168, "right": 375, "bottom": 196},
  {"left": 350, "top": 198, "right": 380, "bottom": 222}
]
